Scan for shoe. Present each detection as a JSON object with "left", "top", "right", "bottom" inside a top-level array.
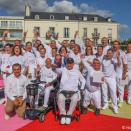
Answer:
[
  {"left": 102, "top": 105, "right": 109, "bottom": 110},
  {"left": 82, "top": 107, "right": 88, "bottom": 114},
  {"left": 5, "top": 114, "right": 10, "bottom": 120},
  {"left": 42, "top": 106, "right": 46, "bottom": 110},
  {"left": 65, "top": 117, "right": 71, "bottom": 124},
  {"left": 114, "top": 109, "right": 118, "bottom": 114},
  {"left": 60, "top": 117, "right": 66, "bottom": 124},
  {"left": 127, "top": 99, "right": 131, "bottom": 105},
  {"left": 108, "top": 98, "right": 112, "bottom": 103},
  {"left": 95, "top": 109, "right": 100, "bottom": 115},
  {"left": 118, "top": 102, "right": 123, "bottom": 108}
]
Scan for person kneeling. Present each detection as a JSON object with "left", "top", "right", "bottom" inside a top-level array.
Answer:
[
  {"left": 81, "top": 55, "right": 105, "bottom": 116},
  {"left": 52, "top": 58, "right": 85, "bottom": 125},
  {"left": 35, "top": 58, "right": 57, "bottom": 109},
  {"left": 4, "top": 63, "right": 27, "bottom": 120}
]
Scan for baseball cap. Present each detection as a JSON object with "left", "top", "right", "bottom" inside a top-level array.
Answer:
[{"left": 66, "top": 58, "right": 74, "bottom": 63}]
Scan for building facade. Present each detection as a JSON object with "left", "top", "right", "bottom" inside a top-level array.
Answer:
[{"left": 0, "top": 4, "right": 119, "bottom": 46}]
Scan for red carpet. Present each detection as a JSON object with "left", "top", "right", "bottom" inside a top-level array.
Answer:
[{"left": 17, "top": 110, "right": 131, "bottom": 131}]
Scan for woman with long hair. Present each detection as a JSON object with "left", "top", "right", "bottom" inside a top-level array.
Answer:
[
  {"left": 82, "top": 46, "right": 96, "bottom": 79},
  {"left": 9, "top": 45, "right": 28, "bottom": 75},
  {"left": 24, "top": 42, "right": 36, "bottom": 80},
  {"left": 68, "top": 44, "right": 82, "bottom": 70}
]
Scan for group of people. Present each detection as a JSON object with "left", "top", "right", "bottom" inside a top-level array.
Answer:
[{"left": 0, "top": 29, "right": 130, "bottom": 125}]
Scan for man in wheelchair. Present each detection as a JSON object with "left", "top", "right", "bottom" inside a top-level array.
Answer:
[
  {"left": 35, "top": 58, "right": 57, "bottom": 109},
  {"left": 52, "top": 58, "right": 86, "bottom": 125}
]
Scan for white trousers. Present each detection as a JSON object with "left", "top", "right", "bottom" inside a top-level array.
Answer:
[
  {"left": 102, "top": 77, "right": 118, "bottom": 110},
  {"left": 57, "top": 93, "right": 78, "bottom": 115},
  {"left": 116, "top": 76, "right": 125, "bottom": 102},
  {"left": 35, "top": 85, "right": 53, "bottom": 107},
  {"left": 127, "top": 71, "right": 131, "bottom": 100},
  {"left": 83, "top": 89, "right": 101, "bottom": 109}
]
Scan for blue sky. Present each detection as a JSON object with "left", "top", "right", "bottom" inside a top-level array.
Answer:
[{"left": 0, "top": 0, "right": 131, "bottom": 40}]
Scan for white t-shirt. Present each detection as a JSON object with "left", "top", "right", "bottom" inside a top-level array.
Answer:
[
  {"left": 82, "top": 59, "right": 102, "bottom": 93},
  {"left": 113, "top": 50, "right": 127, "bottom": 77},
  {"left": 69, "top": 53, "right": 81, "bottom": 69},
  {"left": 35, "top": 56, "right": 47, "bottom": 68},
  {"left": 103, "top": 45, "right": 111, "bottom": 55},
  {"left": 40, "top": 66, "right": 57, "bottom": 82},
  {"left": 54, "top": 67, "right": 85, "bottom": 92},
  {"left": 102, "top": 56, "right": 118, "bottom": 78},
  {"left": 126, "top": 52, "right": 131, "bottom": 72},
  {"left": 9, "top": 55, "right": 28, "bottom": 74}
]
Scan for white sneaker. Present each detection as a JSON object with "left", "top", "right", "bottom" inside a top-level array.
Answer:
[
  {"left": 5, "top": 114, "right": 10, "bottom": 120},
  {"left": 65, "top": 117, "right": 71, "bottom": 124},
  {"left": 127, "top": 99, "right": 131, "bottom": 105},
  {"left": 118, "top": 102, "right": 123, "bottom": 108},
  {"left": 60, "top": 117, "right": 66, "bottom": 124},
  {"left": 102, "top": 105, "right": 109, "bottom": 110},
  {"left": 114, "top": 109, "right": 118, "bottom": 114}
]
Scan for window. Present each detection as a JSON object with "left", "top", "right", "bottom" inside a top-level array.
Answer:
[
  {"left": 10, "top": 21, "right": 15, "bottom": 27},
  {"left": 108, "top": 29, "right": 112, "bottom": 37},
  {"left": 10, "top": 32, "right": 22, "bottom": 38},
  {"left": 16, "top": 21, "right": 22, "bottom": 27},
  {"left": 83, "top": 28, "right": 87, "bottom": 37},
  {"left": 65, "top": 16, "right": 69, "bottom": 20},
  {"left": 1, "top": 21, "right": 8, "bottom": 27},
  {"left": 50, "top": 15, "right": 54, "bottom": 20},
  {"left": 0, "top": 32, "right": 3, "bottom": 37},
  {"left": 83, "top": 17, "right": 87, "bottom": 21},
  {"left": 94, "top": 39, "right": 98, "bottom": 46},
  {"left": 64, "top": 28, "right": 69, "bottom": 38},
  {"left": 49, "top": 27, "right": 55, "bottom": 34},
  {"left": 94, "top": 17, "right": 98, "bottom": 21},
  {"left": 35, "top": 15, "right": 39, "bottom": 19},
  {"left": 34, "top": 27, "right": 40, "bottom": 36},
  {"left": 94, "top": 28, "right": 98, "bottom": 35}
]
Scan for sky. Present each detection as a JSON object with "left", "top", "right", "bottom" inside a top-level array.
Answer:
[{"left": 0, "top": 0, "right": 131, "bottom": 40}]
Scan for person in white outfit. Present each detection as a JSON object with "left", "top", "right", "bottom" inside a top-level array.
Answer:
[
  {"left": 113, "top": 41, "right": 127, "bottom": 107},
  {"left": 101, "top": 37, "right": 111, "bottom": 55},
  {"left": 24, "top": 42, "right": 36, "bottom": 81},
  {"left": 9, "top": 45, "right": 28, "bottom": 75},
  {"left": 82, "top": 46, "right": 95, "bottom": 79},
  {"left": 35, "top": 58, "right": 57, "bottom": 109},
  {"left": 102, "top": 49, "right": 121, "bottom": 114},
  {"left": 126, "top": 43, "right": 131, "bottom": 104},
  {"left": 81, "top": 56, "right": 104, "bottom": 115},
  {"left": 52, "top": 58, "right": 85, "bottom": 125},
  {"left": 88, "top": 41, "right": 97, "bottom": 55}
]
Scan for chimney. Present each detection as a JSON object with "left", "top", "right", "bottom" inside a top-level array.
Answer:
[{"left": 25, "top": 4, "right": 31, "bottom": 16}]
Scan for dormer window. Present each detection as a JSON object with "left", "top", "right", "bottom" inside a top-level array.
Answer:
[
  {"left": 107, "top": 17, "right": 111, "bottom": 22},
  {"left": 65, "top": 16, "right": 69, "bottom": 20},
  {"left": 94, "top": 17, "right": 98, "bottom": 21},
  {"left": 35, "top": 15, "right": 39, "bottom": 19},
  {"left": 83, "top": 17, "right": 87, "bottom": 21},
  {"left": 50, "top": 15, "right": 54, "bottom": 20}
]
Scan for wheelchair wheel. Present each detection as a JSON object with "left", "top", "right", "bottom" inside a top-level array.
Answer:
[
  {"left": 39, "top": 113, "right": 45, "bottom": 123},
  {"left": 76, "top": 116, "right": 80, "bottom": 122},
  {"left": 22, "top": 111, "right": 27, "bottom": 120},
  {"left": 55, "top": 115, "right": 59, "bottom": 121}
]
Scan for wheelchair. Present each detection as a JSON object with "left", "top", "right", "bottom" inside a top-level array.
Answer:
[
  {"left": 22, "top": 79, "right": 59, "bottom": 123},
  {"left": 54, "top": 84, "right": 83, "bottom": 122}
]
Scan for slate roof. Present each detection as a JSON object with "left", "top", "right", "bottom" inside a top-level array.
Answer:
[{"left": 25, "top": 12, "right": 117, "bottom": 23}]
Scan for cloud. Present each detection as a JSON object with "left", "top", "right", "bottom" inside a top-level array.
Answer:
[
  {"left": 0, "top": 0, "right": 113, "bottom": 17},
  {"left": 119, "top": 24, "right": 131, "bottom": 33}
]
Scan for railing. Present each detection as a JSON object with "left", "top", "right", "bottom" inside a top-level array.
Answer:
[
  {"left": 0, "top": 24, "right": 23, "bottom": 29},
  {"left": 108, "top": 34, "right": 112, "bottom": 38},
  {"left": 92, "top": 33, "right": 100, "bottom": 38},
  {"left": 46, "top": 33, "right": 59, "bottom": 40}
]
